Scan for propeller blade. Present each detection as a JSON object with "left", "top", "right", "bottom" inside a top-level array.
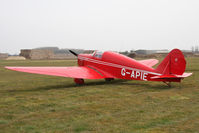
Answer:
[{"left": 69, "top": 50, "right": 78, "bottom": 57}]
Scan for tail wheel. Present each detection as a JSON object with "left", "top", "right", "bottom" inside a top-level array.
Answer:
[
  {"left": 74, "top": 78, "right": 84, "bottom": 85},
  {"left": 105, "top": 78, "right": 114, "bottom": 81},
  {"left": 163, "top": 81, "right": 171, "bottom": 87}
]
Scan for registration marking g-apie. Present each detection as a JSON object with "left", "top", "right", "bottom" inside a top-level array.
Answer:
[{"left": 121, "top": 68, "right": 148, "bottom": 81}]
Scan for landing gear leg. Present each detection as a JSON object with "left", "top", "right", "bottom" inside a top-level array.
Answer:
[
  {"left": 74, "top": 78, "right": 84, "bottom": 85},
  {"left": 105, "top": 78, "right": 114, "bottom": 82},
  {"left": 163, "top": 81, "right": 171, "bottom": 87}
]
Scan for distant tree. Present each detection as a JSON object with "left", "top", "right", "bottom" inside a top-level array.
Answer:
[
  {"left": 128, "top": 52, "right": 136, "bottom": 58},
  {"left": 119, "top": 50, "right": 129, "bottom": 55},
  {"left": 195, "top": 46, "right": 199, "bottom": 53},
  {"left": 191, "top": 46, "right": 194, "bottom": 53},
  {"left": 124, "top": 51, "right": 129, "bottom": 55},
  {"left": 130, "top": 49, "right": 135, "bottom": 53}
]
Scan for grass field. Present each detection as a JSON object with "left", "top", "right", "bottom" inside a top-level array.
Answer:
[{"left": 0, "top": 57, "right": 198, "bottom": 133}]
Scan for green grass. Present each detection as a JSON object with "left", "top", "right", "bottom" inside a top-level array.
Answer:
[{"left": 0, "top": 58, "right": 198, "bottom": 133}]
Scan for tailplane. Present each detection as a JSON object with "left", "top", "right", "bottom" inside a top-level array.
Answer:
[{"left": 153, "top": 49, "right": 192, "bottom": 83}]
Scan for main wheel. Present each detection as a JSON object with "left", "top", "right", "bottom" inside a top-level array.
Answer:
[{"left": 74, "top": 78, "right": 84, "bottom": 85}]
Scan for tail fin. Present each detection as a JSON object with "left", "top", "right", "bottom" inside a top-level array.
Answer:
[{"left": 155, "top": 49, "right": 186, "bottom": 75}]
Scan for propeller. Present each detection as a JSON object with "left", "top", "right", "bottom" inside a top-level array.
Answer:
[{"left": 69, "top": 50, "right": 78, "bottom": 57}]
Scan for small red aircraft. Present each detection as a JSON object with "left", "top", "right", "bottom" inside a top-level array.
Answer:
[{"left": 5, "top": 49, "right": 192, "bottom": 86}]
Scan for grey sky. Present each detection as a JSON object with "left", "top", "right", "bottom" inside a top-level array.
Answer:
[{"left": 0, "top": 0, "right": 199, "bottom": 54}]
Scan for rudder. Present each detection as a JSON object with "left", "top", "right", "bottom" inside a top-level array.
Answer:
[{"left": 156, "top": 49, "right": 186, "bottom": 75}]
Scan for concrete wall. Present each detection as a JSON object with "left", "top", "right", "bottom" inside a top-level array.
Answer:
[
  {"left": 20, "top": 49, "right": 54, "bottom": 59},
  {"left": 0, "top": 53, "right": 8, "bottom": 59},
  {"left": 30, "top": 49, "right": 54, "bottom": 60},
  {"left": 20, "top": 49, "right": 76, "bottom": 60},
  {"left": 20, "top": 48, "right": 94, "bottom": 60}
]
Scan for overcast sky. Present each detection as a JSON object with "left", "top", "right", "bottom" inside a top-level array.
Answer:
[{"left": 0, "top": 0, "right": 199, "bottom": 54}]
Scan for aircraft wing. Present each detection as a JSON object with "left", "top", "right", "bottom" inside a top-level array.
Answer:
[
  {"left": 5, "top": 66, "right": 107, "bottom": 79},
  {"left": 138, "top": 59, "right": 159, "bottom": 67}
]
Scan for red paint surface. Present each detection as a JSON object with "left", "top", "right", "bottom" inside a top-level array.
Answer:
[{"left": 5, "top": 49, "right": 192, "bottom": 83}]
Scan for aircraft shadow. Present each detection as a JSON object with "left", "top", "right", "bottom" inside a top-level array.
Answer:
[{"left": 5, "top": 79, "right": 172, "bottom": 93}]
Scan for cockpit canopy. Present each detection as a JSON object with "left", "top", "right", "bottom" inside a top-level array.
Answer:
[{"left": 92, "top": 51, "right": 104, "bottom": 58}]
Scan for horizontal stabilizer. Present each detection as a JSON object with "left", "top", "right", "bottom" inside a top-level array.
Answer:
[
  {"left": 176, "top": 73, "right": 192, "bottom": 78},
  {"left": 151, "top": 73, "right": 192, "bottom": 79},
  {"left": 138, "top": 59, "right": 159, "bottom": 67}
]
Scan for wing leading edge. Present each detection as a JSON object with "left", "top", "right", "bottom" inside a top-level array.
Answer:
[{"left": 5, "top": 66, "right": 106, "bottom": 79}]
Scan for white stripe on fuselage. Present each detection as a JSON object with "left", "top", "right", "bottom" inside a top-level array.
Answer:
[{"left": 78, "top": 56, "right": 161, "bottom": 76}]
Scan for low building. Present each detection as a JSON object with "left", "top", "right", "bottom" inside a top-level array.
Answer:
[
  {"left": 83, "top": 50, "right": 95, "bottom": 54},
  {"left": 20, "top": 49, "right": 54, "bottom": 59},
  {"left": 0, "top": 53, "right": 9, "bottom": 59},
  {"left": 135, "top": 49, "right": 169, "bottom": 55},
  {"left": 6, "top": 56, "right": 26, "bottom": 60},
  {"left": 20, "top": 47, "right": 87, "bottom": 60}
]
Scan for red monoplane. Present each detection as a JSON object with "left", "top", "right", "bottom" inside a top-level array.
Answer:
[{"left": 5, "top": 49, "right": 192, "bottom": 86}]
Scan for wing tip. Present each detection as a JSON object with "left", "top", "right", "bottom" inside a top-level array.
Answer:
[
  {"left": 180, "top": 72, "right": 192, "bottom": 77},
  {"left": 5, "top": 66, "right": 11, "bottom": 69},
  {"left": 5, "top": 66, "right": 16, "bottom": 70}
]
